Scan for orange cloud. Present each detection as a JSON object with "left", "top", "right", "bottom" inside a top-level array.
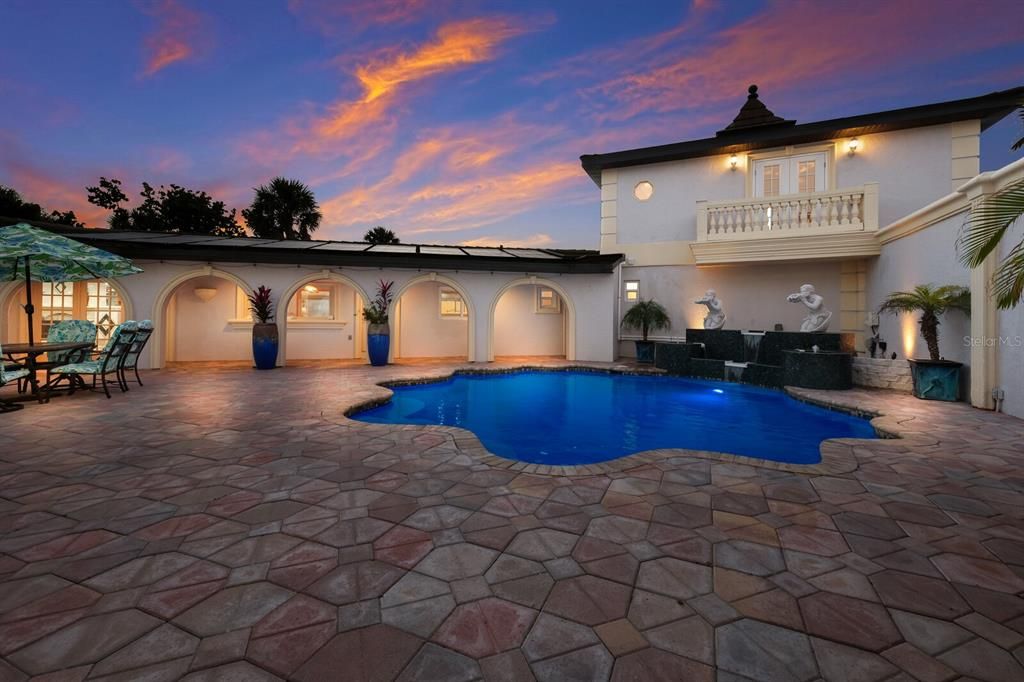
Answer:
[
  {"left": 462, "top": 233, "right": 555, "bottom": 248},
  {"left": 239, "top": 16, "right": 537, "bottom": 168},
  {"left": 140, "top": 0, "right": 205, "bottom": 77},
  {"left": 0, "top": 152, "right": 107, "bottom": 227},
  {"left": 311, "top": 17, "right": 531, "bottom": 144}
]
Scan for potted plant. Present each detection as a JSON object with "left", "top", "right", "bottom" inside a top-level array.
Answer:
[
  {"left": 621, "top": 299, "right": 671, "bottom": 364},
  {"left": 363, "top": 279, "right": 395, "bottom": 366},
  {"left": 248, "top": 285, "right": 277, "bottom": 370},
  {"left": 879, "top": 284, "right": 970, "bottom": 401}
]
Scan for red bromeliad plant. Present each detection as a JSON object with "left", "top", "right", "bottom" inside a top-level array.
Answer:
[
  {"left": 362, "top": 279, "right": 394, "bottom": 325},
  {"left": 248, "top": 285, "right": 274, "bottom": 323}
]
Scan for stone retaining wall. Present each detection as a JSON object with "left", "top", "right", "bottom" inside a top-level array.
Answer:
[{"left": 852, "top": 357, "right": 913, "bottom": 392}]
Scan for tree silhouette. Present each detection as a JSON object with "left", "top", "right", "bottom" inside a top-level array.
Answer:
[
  {"left": 363, "top": 226, "right": 400, "bottom": 244},
  {"left": 242, "top": 177, "right": 322, "bottom": 240},
  {"left": 86, "top": 177, "right": 242, "bottom": 236},
  {"left": 1, "top": 185, "right": 83, "bottom": 227}
]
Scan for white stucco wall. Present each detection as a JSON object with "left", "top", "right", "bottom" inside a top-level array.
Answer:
[
  {"left": 612, "top": 124, "right": 957, "bottom": 246},
  {"left": 866, "top": 215, "right": 971, "bottom": 365},
  {"left": 836, "top": 126, "right": 955, "bottom": 228},
  {"left": 617, "top": 156, "right": 745, "bottom": 243},
  {"left": 617, "top": 261, "right": 842, "bottom": 356},
  {"left": 0, "top": 260, "right": 619, "bottom": 368},
  {"left": 493, "top": 285, "right": 565, "bottom": 356},
  {"left": 169, "top": 276, "right": 250, "bottom": 362},
  {"left": 285, "top": 284, "right": 358, "bottom": 360},
  {"left": 396, "top": 282, "right": 469, "bottom": 359}
]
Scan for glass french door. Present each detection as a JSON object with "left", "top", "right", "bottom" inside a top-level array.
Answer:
[{"left": 753, "top": 152, "right": 827, "bottom": 197}]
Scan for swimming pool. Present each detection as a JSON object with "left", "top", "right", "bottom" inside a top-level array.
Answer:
[{"left": 352, "top": 370, "right": 876, "bottom": 466}]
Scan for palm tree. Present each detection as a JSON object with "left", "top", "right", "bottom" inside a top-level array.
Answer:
[
  {"left": 878, "top": 285, "right": 970, "bottom": 361},
  {"left": 364, "top": 226, "right": 400, "bottom": 244},
  {"left": 621, "top": 299, "right": 671, "bottom": 341},
  {"left": 242, "top": 178, "right": 321, "bottom": 241},
  {"left": 957, "top": 103, "right": 1023, "bottom": 309}
]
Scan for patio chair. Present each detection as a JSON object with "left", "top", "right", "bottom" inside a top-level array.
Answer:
[
  {"left": 120, "top": 319, "right": 154, "bottom": 387},
  {"left": 51, "top": 321, "right": 138, "bottom": 399},
  {"left": 0, "top": 341, "right": 31, "bottom": 413},
  {"left": 40, "top": 319, "right": 97, "bottom": 388}
]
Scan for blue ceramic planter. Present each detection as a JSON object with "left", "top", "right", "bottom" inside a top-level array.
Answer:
[
  {"left": 368, "top": 323, "right": 390, "bottom": 366},
  {"left": 635, "top": 340, "right": 656, "bottom": 364},
  {"left": 252, "top": 323, "right": 278, "bottom": 370},
  {"left": 908, "top": 359, "right": 962, "bottom": 401}
]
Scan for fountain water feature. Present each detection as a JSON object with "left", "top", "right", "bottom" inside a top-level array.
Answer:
[{"left": 742, "top": 331, "right": 765, "bottom": 363}]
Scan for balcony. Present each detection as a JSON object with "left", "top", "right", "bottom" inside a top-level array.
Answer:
[{"left": 691, "top": 183, "right": 880, "bottom": 264}]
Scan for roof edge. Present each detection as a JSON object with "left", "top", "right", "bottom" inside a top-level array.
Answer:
[{"left": 580, "top": 86, "right": 1024, "bottom": 185}]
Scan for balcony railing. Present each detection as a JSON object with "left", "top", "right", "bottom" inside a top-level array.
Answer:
[{"left": 696, "top": 183, "right": 878, "bottom": 242}]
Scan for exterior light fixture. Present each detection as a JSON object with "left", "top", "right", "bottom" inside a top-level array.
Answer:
[
  {"left": 193, "top": 287, "right": 217, "bottom": 302},
  {"left": 729, "top": 154, "right": 739, "bottom": 170},
  {"left": 847, "top": 138, "right": 860, "bottom": 156}
]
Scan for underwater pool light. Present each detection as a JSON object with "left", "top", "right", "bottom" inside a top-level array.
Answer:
[{"left": 712, "top": 388, "right": 724, "bottom": 394}]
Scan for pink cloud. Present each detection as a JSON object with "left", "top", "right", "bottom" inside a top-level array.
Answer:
[{"left": 139, "top": 0, "right": 207, "bottom": 77}]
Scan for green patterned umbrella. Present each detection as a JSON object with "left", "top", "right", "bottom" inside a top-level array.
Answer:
[{"left": 1, "top": 222, "right": 143, "bottom": 345}]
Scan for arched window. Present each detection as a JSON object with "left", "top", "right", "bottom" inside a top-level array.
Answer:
[{"left": 39, "top": 280, "right": 125, "bottom": 347}]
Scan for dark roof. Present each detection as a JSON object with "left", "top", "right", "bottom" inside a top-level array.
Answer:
[
  {"left": 718, "top": 84, "right": 795, "bottom": 134},
  {"left": 6, "top": 221, "right": 622, "bottom": 274},
  {"left": 580, "top": 86, "right": 1024, "bottom": 185}
]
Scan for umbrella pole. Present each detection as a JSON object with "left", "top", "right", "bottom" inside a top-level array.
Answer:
[{"left": 23, "top": 256, "right": 35, "bottom": 346}]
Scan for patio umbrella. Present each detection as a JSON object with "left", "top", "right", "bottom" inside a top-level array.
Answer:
[{"left": 1, "top": 222, "right": 143, "bottom": 345}]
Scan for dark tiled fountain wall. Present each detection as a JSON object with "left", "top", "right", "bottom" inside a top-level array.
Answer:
[{"left": 654, "top": 329, "right": 856, "bottom": 389}]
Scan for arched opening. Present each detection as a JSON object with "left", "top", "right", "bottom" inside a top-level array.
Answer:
[
  {"left": 391, "top": 275, "right": 472, "bottom": 362},
  {"left": 152, "top": 269, "right": 253, "bottom": 368},
  {"left": 0, "top": 278, "right": 133, "bottom": 349},
  {"left": 489, "top": 278, "right": 576, "bottom": 361},
  {"left": 278, "top": 273, "right": 369, "bottom": 367}
]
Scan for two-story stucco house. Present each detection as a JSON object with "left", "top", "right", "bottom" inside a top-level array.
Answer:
[
  {"left": 582, "top": 85, "right": 1024, "bottom": 415},
  {"left": 2, "top": 86, "right": 1023, "bottom": 417}
]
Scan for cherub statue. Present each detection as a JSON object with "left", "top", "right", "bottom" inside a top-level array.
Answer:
[
  {"left": 787, "top": 284, "right": 832, "bottom": 332},
  {"left": 694, "top": 289, "right": 726, "bottom": 330}
]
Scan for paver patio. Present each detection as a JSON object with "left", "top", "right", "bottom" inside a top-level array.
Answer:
[{"left": 1, "top": 360, "right": 1024, "bottom": 681}]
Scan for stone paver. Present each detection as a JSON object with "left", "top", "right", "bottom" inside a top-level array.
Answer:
[{"left": 1, "top": 361, "right": 1023, "bottom": 680}]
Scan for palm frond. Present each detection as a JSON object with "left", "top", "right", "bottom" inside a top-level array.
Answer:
[
  {"left": 877, "top": 292, "right": 923, "bottom": 314},
  {"left": 1013, "top": 105, "right": 1024, "bottom": 150},
  {"left": 958, "top": 179, "right": 1024, "bottom": 267},
  {"left": 993, "top": 240, "right": 1024, "bottom": 309}
]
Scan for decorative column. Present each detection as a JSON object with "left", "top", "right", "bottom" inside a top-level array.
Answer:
[
  {"left": 962, "top": 174, "right": 998, "bottom": 409},
  {"left": 839, "top": 259, "right": 868, "bottom": 352},
  {"left": 951, "top": 120, "right": 980, "bottom": 193},
  {"left": 600, "top": 169, "right": 618, "bottom": 253}
]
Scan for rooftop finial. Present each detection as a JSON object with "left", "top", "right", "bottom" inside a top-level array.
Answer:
[{"left": 717, "top": 83, "right": 794, "bottom": 135}]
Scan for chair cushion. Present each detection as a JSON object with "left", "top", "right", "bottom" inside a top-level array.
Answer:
[
  {"left": 0, "top": 367, "right": 30, "bottom": 384},
  {"left": 46, "top": 319, "right": 97, "bottom": 363},
  {"left": 53, "top": 360, "right": 109, "bottom": 375}
]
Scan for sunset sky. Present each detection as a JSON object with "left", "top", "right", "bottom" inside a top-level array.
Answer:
[{"left": 2, "top": 0, "right": 1023, "bottom": 248}]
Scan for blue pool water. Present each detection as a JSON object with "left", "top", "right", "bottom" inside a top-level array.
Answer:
[{"left": 353, "top": 370, "right": 876, "bottom": 465}]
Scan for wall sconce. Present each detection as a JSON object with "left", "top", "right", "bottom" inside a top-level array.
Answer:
[
  {"left": 193, "top": 287, "right": 217, "bottom": 302},
  {"left": 728, "top": 154, "right": 739, "bottom": 171},
  {"left": 847, "top": 138, "right": 860, "bottom": 156}
]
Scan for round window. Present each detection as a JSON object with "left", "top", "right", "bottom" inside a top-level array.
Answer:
[{"left": 633, "top": 181, "right": 653, "bottom": 201}]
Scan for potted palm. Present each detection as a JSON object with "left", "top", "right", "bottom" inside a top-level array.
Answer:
[
  {"left": 879, "top": 284, "right": 970, "bottom": 401},
  {"left": 363, "top": 279, "right": 395, "bottom": 366},
  {"left": 248, "top": 285, "right": 277, "bottom": 370},
  {"left": 621, "top": 299, "right": 671, "bottom": 364}
]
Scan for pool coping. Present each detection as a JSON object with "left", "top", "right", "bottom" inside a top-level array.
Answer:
[{"left": 328, "top": 363, "right": 910, "bottom": 477}]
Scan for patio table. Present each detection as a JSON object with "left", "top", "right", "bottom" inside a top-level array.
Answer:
[{"left": 3, "top": 340, "right": 94, "bottom": 400}]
